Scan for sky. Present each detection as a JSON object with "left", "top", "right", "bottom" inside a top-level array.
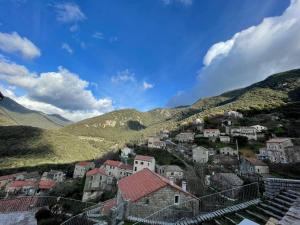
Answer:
[{"left": 0, "top": 0, "right": 299, "bottom": 121}]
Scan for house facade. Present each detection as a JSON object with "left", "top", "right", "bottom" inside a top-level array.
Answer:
[
  {"left": 120, "top": 147, "right": 134, "bottom": 159},
  {"left": 224, "top": 111, "right": 243, "bottom": 118},
  {"left": 230, "top": 127, "right": 257, "bottom": 140},
  {"left": 101, "top": 160, "right": 133, "bottom": 180},
  {"left": 133, "top": 155, "right": 155, "bottom": 173},
  {"left": 175, "top": 132, "right": 195, "bottom": 143},
  {"left": 220, "top": 147, "right": 238, "bottom": 156},
  {"left": 203, "top": 129, "right": 220, "bottom": 138},
  {"left": 158, "top": 165, "right": 184, "bottom": 181},
  {"left": 73, "top": 161, "right": 95, "bottom": 178},
  {"left": 147, "top": 137, "right": 166, "bottom": 149},
  {"left": 41, "top": 170, "right": 66, "bottom": 183},
  {"left": 6, "top": 180, "right": 37, "bottom": 196},
  {"left": 192, "top": 146, "right": 209, "bottom": 163},
  {"left": 259, "top": 138, "right": 294, "bottom": 163},
  {"left": 251, "top": 125, "right": 267, "bottom": 132},
  {"left": 240, "top": 157, "right": 269, "bottom": 175},
  {"left": 83, "top": 168, "right": 114, "bottom": 202},
  {"left": 220, "top": 135, "right": 230, "bottom": 143},
  {"left": 116, "top": 169, "right": 199, "bottom": 220}
]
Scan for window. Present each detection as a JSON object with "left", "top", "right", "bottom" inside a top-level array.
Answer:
[
  {"left": 134, "top": 167, "right": 137, "bottom": 171},
  {"left": 174, "top": 195, "right": 180, "bottom": 205},
  {"left": 135, "top": 161, "right": 138, "bottom": 164},
  {"left": 141, "top": 161, "right": 144, "bottom": 165}
]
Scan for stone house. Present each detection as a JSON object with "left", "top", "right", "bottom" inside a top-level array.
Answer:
[
  {"left": 203, "top": 129, "right": 220, "bottom": 139},
  {"left": 240, "top": 157, "right": 269, "bottom": 175},
  {"left": 158, "top": 165, "right": 184, "bottom": 181},
  {"left": 175, "top": 132, "right": 195, "bottom": 143},
  {"left": 116, "top": 169, "right": 199, "bottom": 220},
  {"left": 120, "top": 147, "right": 134, "bottom": 159},
  {"left": 220, "top": 135, "right": 230, "bottom": 143},
  {"left": 5, "top": 180, "right": 38, "bottom": 196},
  {"left": 101, "top": 160, "right": 133, "bottom": 180},
  {"left": 73, "top": 161, "right": 95, "bottom": 179},
  {"left": 41, "top": 170, "right": 66, "bottom": 183},
  {"left": 147, "top": 137, "right": 166, "bottom": 149},
  {"left": 210, "top": 173, "right": 244, "bottom": 198},
  {"left": 82, "top": 168, "right": 114, "bottom": 202},
  {"left": 133, "top": 155, "right": 155, "bottom": 173},
  {"left": 219, "top": 147, "right": 238, "bottom": 156},
  {"left": 159, "top": 129, "right": 170, "bottom": 139},
  {"left": 192, "top": 146, "right": 209, "bottom": 163},
  {"left": 259, "top": 138, "right": 294, "bottom": 163},
  {"left": 230, "top": 127, "right": 257, "bottom": 140}
]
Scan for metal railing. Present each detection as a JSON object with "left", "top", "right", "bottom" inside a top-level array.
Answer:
[{"left": 132, "top": 182, "right": 259, "bottom": 225}]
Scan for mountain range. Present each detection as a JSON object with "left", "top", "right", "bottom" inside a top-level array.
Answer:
[{"left": 0, "top": 69, "right": 299, "bottom": 169}]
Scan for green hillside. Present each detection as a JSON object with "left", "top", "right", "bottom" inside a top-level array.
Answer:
[
  {"left": 0, "top": 69, "right": 299, "bottom": 170},
  {"left": 0, "top": 126, "right": 113, "bottom": 169}
]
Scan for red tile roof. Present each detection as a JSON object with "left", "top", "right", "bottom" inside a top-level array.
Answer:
[
  {"left": 100, "top": 198, "right": 117, "bottom": 215},
  {"left": 86, "top": 168, "right": 107, "bottom": 176},
  {"left": 39, "top": 180, "right": 56, "bottom": 190},
  {"left": 0, "top": 174, "right": 14, "bottom": 181},
  {"left": 8, "top": 180, "right": 37, "bottom": 189},
  {"left": 103, "top": 160, "right": 132, "bottom": 171},
  {"left": 76, "top": 161, "right": 94, "bottom": 167},
  {"left": 118, "top": 169, "right": 194, "bottom": 202},
  {"left": 0, "top": 197, "right": 38, "bottom": 213},
  {"left": 134, "top": 155, "right": 155, "bottom": 162},
  {"left": 244, "top": 157, "right": 268, "bottom": 166}
]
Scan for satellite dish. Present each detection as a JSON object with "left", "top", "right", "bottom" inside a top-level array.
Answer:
[{"left": 0, "top": 91, "right": 4, "bottom": 101}]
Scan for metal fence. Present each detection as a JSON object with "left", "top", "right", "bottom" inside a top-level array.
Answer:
[{"left": 132, "top": 182, "right": 259, "bottom": 225}]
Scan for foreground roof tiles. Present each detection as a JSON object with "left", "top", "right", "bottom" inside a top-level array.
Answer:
[
  {"left": 8, "top": 180, "right": 37, "bottom": 189},
  {"left": 134, "top": 155, "right": 155, "bottom": 162},
  {"left": 118, "top": 168, "right": 193, "bottom": 202}
]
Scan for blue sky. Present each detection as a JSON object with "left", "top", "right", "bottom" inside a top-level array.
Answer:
[{"left": 1, "top": 0, "right": 300, "bottom": 121}]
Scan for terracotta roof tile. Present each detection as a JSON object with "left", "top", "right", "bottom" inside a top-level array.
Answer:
[
  {"left": 245, "top": 157, "right": 267, "bottom": 166},
  {"left": 86, "top": 168, "right": 107, "bottom": 176},
  {"left": 134, "top": 155, "right": 155, "bottom": 162},
  {"left": 100, "top": 198, "right": 117, "bottom": 215},
  {"left": 76, "top": 161, "right": 94, "bottom": 167},
  {"left": 103, "top": 160, "right": 132, "bottom": 171},
  {"left": 39, "top": 180, "right": 56, "bottom": 190},
  {"left": 118, "top": 169, "right": 194, "bottom": 202},
  {"left": 8, "top": 180, "right": 37, "bottom": 189}
]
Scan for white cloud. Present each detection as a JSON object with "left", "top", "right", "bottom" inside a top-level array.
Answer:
[
  {"left": 143, "top": 81, "right": 154, "bottom": 90},
  {"left": 92, "top": 32, "right": 104, "bottom": 40},
  {"left": 168, "top": 0, "right": 300, "bottom": 106},
  {"left": 0, "top": 32, "right": 41, "bottom": 59},
  {"left": 0, "top": 58, "right": 113, "bottom": 119},
  {"left": 61, "top": 43, "right": 73, "bottom": 54},
  {"left": 54, "top": 2, "right": 86, "bottom": 23},
  {"left": 161, "top": 0, "right": 192, "bottom": 6},
  {"left": 111, "top": 70, "right": 136, "bottom": 83},
  {"left": 69, "top": 24, "right": 79, "bottom": 32}
]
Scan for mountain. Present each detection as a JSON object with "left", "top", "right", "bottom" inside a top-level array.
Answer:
[
  {"left": 0, "top": 69, "right": 299, "bottom": 170},
  {"left": 0, "top": 97, "right": 72, "bottom": 129}
]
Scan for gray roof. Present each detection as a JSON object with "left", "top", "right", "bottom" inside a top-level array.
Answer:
[
  {"left": 159, "top": 165, "right": 183, "bottom": 173},
  {"left": 217, "top": 173, "right": 244, "bottom": 186}
]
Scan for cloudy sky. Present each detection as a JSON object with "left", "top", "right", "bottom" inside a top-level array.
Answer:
[{"left": 0, "top": 0, "right": 298, "bottom": 121}]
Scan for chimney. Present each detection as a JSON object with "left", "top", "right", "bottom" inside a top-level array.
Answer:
[
  {"left": 170, "top": 176, "right": 175, "bottom": 185},
  {"left": 182, "top": 180, "right": 187, "bottom": 192}
]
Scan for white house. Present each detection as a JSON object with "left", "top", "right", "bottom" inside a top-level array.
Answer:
[
  {"left": 203, "top": 129, "right": 220, "bottom": 138},
  {"left": 133, "top": 155, "right": 156, "bottom": 173},
  {"left": 230, "top": 127, "right": 257, "bottom": 140},
  {"left": 219, "top": 147, "right": 238, "bottom": 156},
  {"left": 220, "top": 135, "right": 230, "bottom": 143},
  {"left": 148, "top": 137, "right": 166, "bottom": 149},
  {"left": 41, "top": 170, "right": 66, "bottom": 183},
  {"left": 73, "top": 161, "right": 95, "bottom": 178},
  {"left": 240, "top": 157, "right": 269, "bottom": 175},
  {"left": 251, "top": 125, "right": 267, "bottom": 132},
  {"left": 259, "top": 138, "right": 294, "bottom": 163},
  {"left": 158, "top": 165, "right": 184, "bottom": 181},
  {"left": 192, "top": 146, "right": 209, "bottom": 163},
  {"left": 224, "top": 111, "right": 243, "bottom": 118},
  {"left": 101, "top": 160, "right": 133, "bottom": 180},
  {"left": 175, "top": 132, "right": 195, "bottom": 143},
  {"left": 120, "top": 147, "right": 134, "bottom": 158}
]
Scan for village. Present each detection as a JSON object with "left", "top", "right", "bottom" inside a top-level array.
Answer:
[{"left": 0, "top": 110, "right": 300, "bottom": 225}]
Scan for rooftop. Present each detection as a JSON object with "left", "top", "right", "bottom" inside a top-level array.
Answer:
[
  {"left": 103, "top": 160, "right": 133, "bottom": 170},
  {"left": 118, "top": 168, "right": 194, "bottom": 202},
  {"left": 39, "top": 180, "right": 56, "bottom": 190},
  {"left": 7, "top": 180, "right": 37, "bottom": 189},
  {"left": 159, "top": 165, "right": 183, "bottom": 172},
  {"left": 86, "top": 168, "right": 107, "bottom": 176},
  {"left": 244, "top": 157, "right": 267, "bottom": 166},
  {"left": 267, "top": 138, "right": 291, "bottom": 143},
  {"left": 76, "top": 161, "right": 94, "bottom": 167},
  {"left": 135, "top": 155, "right": 155, "bottom": 162},
  {"left": 215, "top": 173, "right": 244, "bottom": 186}
]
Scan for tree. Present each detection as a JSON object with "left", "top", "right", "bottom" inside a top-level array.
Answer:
[{"left": 232, "top": 136, "right": 248, "bottom": 147}]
